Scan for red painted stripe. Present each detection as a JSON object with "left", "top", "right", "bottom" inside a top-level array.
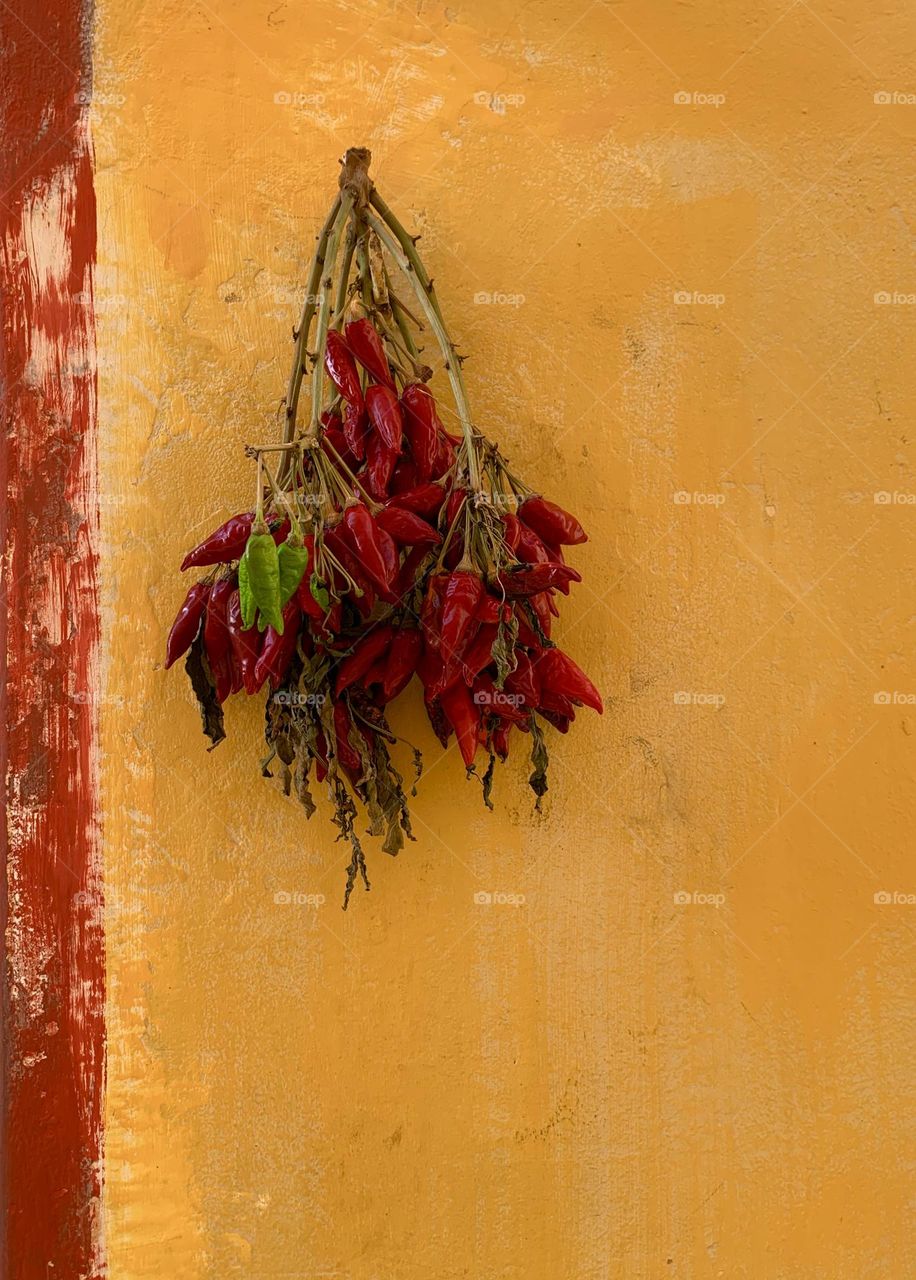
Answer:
[{"left": 1, "top": 0, "right": 104, "bottom": 1276}]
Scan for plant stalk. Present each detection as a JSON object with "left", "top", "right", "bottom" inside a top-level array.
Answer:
[
  {"left": 365, "top": 211, "right": 481, "bottom": 492},
  {"left": 283, "top": 195, "right": 341, "bottom": 450},
  {"left": 308, "top": 195, "right": 355, "bottom": 442}
]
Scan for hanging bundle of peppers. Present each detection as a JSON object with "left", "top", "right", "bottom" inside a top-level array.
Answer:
[{"left": 166, "top": 148, "right": 602, "bottom": 906}]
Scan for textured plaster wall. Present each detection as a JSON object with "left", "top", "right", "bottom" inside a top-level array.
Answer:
[{"left": 95, "top": 2, "right": 914, "bottom": 1276}]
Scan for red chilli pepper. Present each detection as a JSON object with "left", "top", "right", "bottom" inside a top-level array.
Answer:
[
  {"left": 363, "top": 432, "right": 399, "bottom": 501},
  {"left": 497, "top": 563, "right": 582, "bottom": 597},
  {"left": 165, "top": 581, "right": 209, "bottom": 668},
  {"left": 181, "top": 513, "right": 255, "bottom": 570},
  {"left": 342, "top": 401, "right": 368, "bottom": 461},
  {"left": 335, "top": 624, "right": 395, "bottom": 695},
  {"left": 528, "top": 592, "right": 553, "bottom": 639},
  {"left": 459, "top": 623, "right": 498, "bottom": 685},
  {"left": 540, "top": 648, "right": 603, "bottom": 713},
  {"left": 429, "top": 431, "right": 456, "bottom": 481},
  {"left": 341, "top": 504, "right": 397, "bottom": 600},
  {"left": 440, "top": 682, "right": 480, "bottom": 768},
  {"left": 473, "top": 673, "right": 528, "bottom": 723},
  {"left": 376, "top": 505, "right": 442, "bottom": 548},
  {"left": 390, "top": 457, "right": 418, "bottom": 495},
  {"left": 400, "top": 382, "right": 442, "bottom": 482},
  {"left": 213, "top": 655, "right": 235, "bottom": 704},
  {"left": 324, "top": 527, "right": 374, "bottom": 604},
  {"left": 504, "top": 651, "right": 540, "bottom": 707},
  {"left": 381, "top": 628, "right": 423, "bottom": 701},
  {"left": 325, "top": 330, "right": 364, "bottom": 408},
  {"left": 390, "top": 482, "right": 446, "bottom": 519},
  {"left": 396, "top": 544, "right": 434, "bottom": 597},
  {"left": 365, "top": 383, "right": 403, "bottom": 453},
  {"left": 420, "top": 573, "right": 450, "bottom": 649},
  {"left": 181, "top": 514, "right": 290, "bottom": 570},
  {"left": 514, "top": 609, "right": 541, "bottom": 649},
  {"left": 226, "top": 589, "right": 264, "bottom": 694},
  {"left": 491, "top": 720, "right": 513, "bottom": 760},
  {"left": 202, "top": 577, "right": 235, "bottom": 666},
  {"left": 444, "top": 487, "right": 467, "bottom": 530},
  {"left": 440, "top": 571, "right": 485, "bottom": 660},
  {"left": 253, "top": 600, "right": 301, "bottom": 688},
  {"left": 515, "top": 520, "right": 551, "bottom": 565},
  {"left": 502, "top": 512, "right": 522, "bottom": 554},
  {"left": 538, "top": 707, "right": 573, "bottom": 734},
  {"left": 345, "top": 317, "right": 394, "bottom": 389},
  {"left": 519, "top": 495, "right": 587, "bottom": 546},
  {"left": 477, "top": 593, "right": 503, "bottom": 624}
]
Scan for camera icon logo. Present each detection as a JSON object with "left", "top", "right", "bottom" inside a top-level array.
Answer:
[
  {"left": 274, "top": 890, "right": 292, "bottom": 905},
  {"left": 673, "top": 891, "right": 691, "bottom": 905},
  {"left": 874, "top": 891, "right": 892, "bottom": 904},
  {"left": 673, "top": 290, "right": 691, "bottom": 305},
  {"left": 673, "top": 91, "right": 691, "bottom": 105},
  {"left": 873, "top": 491, "right": 891, "bottom": 504},
  {"left": 874, "top": 291, "right": 891, "bottom": 305},
  {"left": 273, "top": 91, "right": 291, "bottom": 105},
  {"left": 673, "top": 691, "right": 690, "bottom": 705},
  {"left": 473, "top": 891, "right": 492, "bottom": 905},
  {"left": 874, "top": 91, "right": 891, "bottom": 104},
  {"left": 873, "top": 691, "right": 891, "bottom": 704}
]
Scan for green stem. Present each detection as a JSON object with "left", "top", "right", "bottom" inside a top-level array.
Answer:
[
  {"left": 369, "top": 190, "right": 444, "bottom": 325},
  {"left": 355, "top": 231, "right": 373, "bottom": 309},
  {"left": 365, "top": 211, "right": 481, "bottom": 492},
  {"left": 332, "top": 218, "right": 356, "bottom": 324},
  {"left": 283, "top": 194, "right": 341, "bottom": 453},
  {"left": 308, "top": 195, "right": 355, "bottom": 441}
]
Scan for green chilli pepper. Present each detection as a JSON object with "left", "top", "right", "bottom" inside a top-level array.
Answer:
[
  {"left": 237, "top": 552, "right": 256, "bottom": 629},
  {"left": 309, "top": 571, "right": 330, "bottom": 612},
  {"left": 277, "top": 537, "right": 311, "bottom": 607},
  {"left": 242, "top": 524, "right": 284, "bottom": 633}
]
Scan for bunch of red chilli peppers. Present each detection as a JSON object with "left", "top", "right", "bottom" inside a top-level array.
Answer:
[{"left": 166, "top": 149, "right": 602, "bottom": 906}]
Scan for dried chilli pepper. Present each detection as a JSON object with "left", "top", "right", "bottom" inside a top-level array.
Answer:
[
  {"left": 519, "top": 495, "right": 587, "bottom": 546},
  {"left": 165, "top": 581, "right": 209, "bottom": 668},
  {"left": 345, "top": 317, "right": 394, "bottom": 388},
  {"left": 325, "top": 329, "right": 364, "bottom": 408}
]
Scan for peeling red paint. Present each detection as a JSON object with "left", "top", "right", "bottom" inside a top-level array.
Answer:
[{"left": 1, "top": 1, "right": 103, "bottom": 1277}]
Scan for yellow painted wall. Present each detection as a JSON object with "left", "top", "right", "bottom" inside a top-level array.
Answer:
[{"left": 95, "top": 2, "right": 914, "bottom": 1275}]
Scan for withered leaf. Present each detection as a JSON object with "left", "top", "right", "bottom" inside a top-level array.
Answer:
[{"left": 184, "top": 632, "right": 226, "bottom": 750}]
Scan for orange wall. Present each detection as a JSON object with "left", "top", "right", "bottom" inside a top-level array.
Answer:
[{"left": 95, "top": 2, "right": 913, "bottom": 1275}]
